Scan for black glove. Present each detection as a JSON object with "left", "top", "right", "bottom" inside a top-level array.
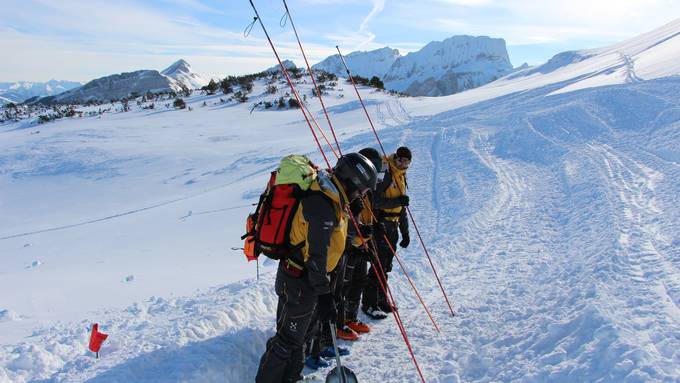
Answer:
[
  {"left": 399, "top": 195, "right": 410, "bottom": 206},
  {"left": 359, "top": 224, "right": 373, "bottom": 237},
  {"left": 317, "top": 293, "right": 337, "bottom": 323},
  {"left": 399, "top": 232, "right": 410, "bottom": 248},
  {"left": 349, "top": 197, "right": 364, "bottom": 216},
  {"left": 356, "top": 246, "right": 371, "bottom": 260}
]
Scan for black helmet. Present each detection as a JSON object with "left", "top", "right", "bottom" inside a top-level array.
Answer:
[
  {"left": 334, "top": 153, "right": 377, "bottom": 196},
  {"left": 358, "top": 147, "right": 383, "bottom": 173}
]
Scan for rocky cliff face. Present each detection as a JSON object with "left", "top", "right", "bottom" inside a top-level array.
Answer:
[
  {"left": 313, "top": 47, "right": 400, "bottom": 80},
  {"left": 385, "top": 36, "right": 513, "bottom": 96},
  {"left": 313, "top": 36, "right": 513, "bottom": 96}
]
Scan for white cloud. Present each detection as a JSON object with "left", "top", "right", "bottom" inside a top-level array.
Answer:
[
  {"left": 0, "top": 0, "right": 267, "bottom": 81},
  {"left": 403, "top": 0, "right": 680, "bottom": 47},
  {"left": 354, "top": 0, "right": 386, "bottom": 49}
]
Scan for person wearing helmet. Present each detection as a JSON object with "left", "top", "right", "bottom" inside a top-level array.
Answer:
[
  {"left": 303, "top": 151, "right": 379, "bottom": 368},
  {"left": 310, "top": 148, "right": 384, "bottom": 349},
  {"left": 256, "top": 153, "right": 376, "bottom": 383},
  {"left": 362, "top": 146, "right": 412, "bottom": 320},
  {"left": 333, "top": 147, "right": 383, "bottom": 340}
]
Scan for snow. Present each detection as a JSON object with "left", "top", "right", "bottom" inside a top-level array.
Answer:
[
  {"left": 400, "top": 18, "right": 680, "bottom": 117},
  {"left": 1, "top": 20, "right": 680, "bottom": 383}
]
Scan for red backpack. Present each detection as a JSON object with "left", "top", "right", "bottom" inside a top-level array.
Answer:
[{"left": 242, "top": 155, "right": 317, "bottom": 261}]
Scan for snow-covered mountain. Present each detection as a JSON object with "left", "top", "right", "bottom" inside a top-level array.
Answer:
[
  {"left": 40, "top": 70, "right": 181, "bottom": 104},
  {"left": 265, "top": 59, "right": 297, "bottom": 73},
  {"left": 161, "top": 59, "right": 209, "bottom": 89},
  {"left": 2, "top": 19, "right": 680, "bottom": 383},
  {"left": 313, "top": 36, "right": 512, "bottom": 96},
  {"left": 0, "top": 80, "right": 81, "bottom": 104},
  {"left": 385, "top": 36, "right": 513, "bottom": 96},
  {"left": 34, "top": 60, "right": 208, "bottom": 104},
  {"left": 313, "top": 47, "right": 400, "bottom": 80}
]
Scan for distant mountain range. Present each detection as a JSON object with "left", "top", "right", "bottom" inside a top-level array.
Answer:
[
  {"left": 32, "top": 59, "right": 209, "bottom": 105},
  {"left": 0, "top": 80, "right": 82, "bottom": 104},
  {"left": 313, "top": 35, "right": 513, "bottom": 96}
]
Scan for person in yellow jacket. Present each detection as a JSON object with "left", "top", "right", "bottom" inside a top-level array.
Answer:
[
  {"left": 256, "top": 153, "right": 377, "bottom": 383},
  {"left": 362, "top": 146, "right": 411, "bottom": 320},
  {"left": 336, "top": 147, "right": 384, "bottom": 339}
]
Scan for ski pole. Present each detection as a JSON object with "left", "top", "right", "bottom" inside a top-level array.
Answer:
[
  {"left": 247, "top": 1, "right": 332, "bottom": 170},
  {"left": 368, "top": 213, "right": 441, "bottom": 333},
  {"left": 329, "top": 322, "right": 348, "bottom": 383},
  {"left": 336, "top": 45, "right": 456, "bottom": 317},
  {"left": 335, "top": 46, "right": 385, "bottom": 155},
  {"left": 282, "top": 0, "right": 343, "bottom": 157},
  {"left": 345, "top": 206, "right": 427, "bottom": 383},
  {"left": 300, "top": 99, "right": 339, "bottom": 159}
]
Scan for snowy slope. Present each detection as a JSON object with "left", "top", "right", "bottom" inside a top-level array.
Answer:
[
  {"left": 0, "top": 75, "right": 398, "bottom": 346},
  {"left": 403, "top": 18, "right": 680, "bottom": 117},
  {"left": 2, "top": 21, "right": 680, "bottom": 383}
]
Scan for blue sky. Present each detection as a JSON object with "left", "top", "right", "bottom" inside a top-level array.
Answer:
[{"left": 1, "top": 0, "right": 679, "bottom": 82}]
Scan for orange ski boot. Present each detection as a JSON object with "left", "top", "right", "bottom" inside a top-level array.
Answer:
[
  {"left": 345, "top": 320, "right": 371, "bottom": 334},
  {"left": 336, "top": 324, "right": 360, "bottom": 341}
]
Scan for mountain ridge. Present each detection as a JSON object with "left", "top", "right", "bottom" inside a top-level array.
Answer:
[
  {"left": 32, "top": 60, "right": 208, "bottom": 104},
  {"left": 0, "top": 80, "right": 82, "bottom": 104},
  {"left": 313, "top": 35, "right": 513, "bottom": 96}
]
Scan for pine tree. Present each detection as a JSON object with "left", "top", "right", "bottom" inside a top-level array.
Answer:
[
  {"left": 369, "top": 76, "right": 384, "bottom": 90},
  {"left": 173, "top": 98, "right": 186, "bottom": 109},
  {"left": 202, "top": 79, "right": 218, "bottom": 95}
]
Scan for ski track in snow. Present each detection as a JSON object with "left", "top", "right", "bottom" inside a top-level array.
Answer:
[{"left": 2, "top": 77, "right": 680, "bottom": 381}]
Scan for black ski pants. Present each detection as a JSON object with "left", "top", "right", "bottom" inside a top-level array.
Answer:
[
  {"left": 362, "top": 220, "right": 399, "bottom": 310},
  {"left": 341, "top": 247, "right": 369, "bottom": 322},
  {"left": 308, "top": 254, "right": 346, "bottom": 356},
  {"left": 256, "top": 264, "right": 318, "bottom": 383}
]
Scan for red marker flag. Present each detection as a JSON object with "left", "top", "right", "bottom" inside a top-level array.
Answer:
[{"left": 88, "top": 323, "right": 108, "bottom": 357}]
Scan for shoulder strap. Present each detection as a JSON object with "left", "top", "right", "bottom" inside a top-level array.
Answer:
[{"left": 376, "top": 169, "right": 392, "bottom": 194}]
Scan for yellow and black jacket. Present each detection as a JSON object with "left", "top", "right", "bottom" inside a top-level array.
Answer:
[
  {"left": 374, "top": 155, "right": 409, "bottom": 235},
  {"left": 287, "top": 171, "right": 348, "bottom": 295},
  {"left": 347, "top": 193, "right": 376, "bottom": 249}
]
